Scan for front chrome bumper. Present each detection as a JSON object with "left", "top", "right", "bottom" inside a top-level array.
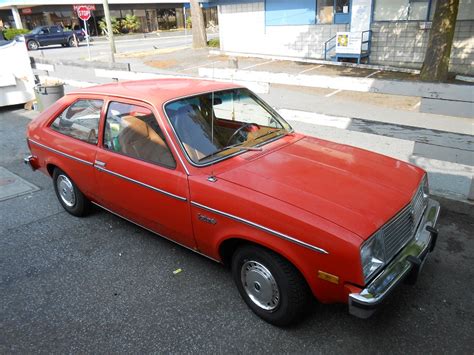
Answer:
[{"left": 348, "top": 198, "right": 440, "bottom": 319}]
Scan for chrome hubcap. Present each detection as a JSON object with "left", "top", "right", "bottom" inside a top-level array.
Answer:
[
  {"left": 57, "top": 175, "right": 76, "bottom": 207},
  {"left": 241, "top": 260, "right": 280, "bottom": 311}
]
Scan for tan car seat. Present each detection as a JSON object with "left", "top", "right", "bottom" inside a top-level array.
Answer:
[{"left": 118, "top": 115, "right": 174, "bottom": 167}]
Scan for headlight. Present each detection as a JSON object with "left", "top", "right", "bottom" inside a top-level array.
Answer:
[{"left": 361, "top": 230, "right": 386, "bottom": 283}]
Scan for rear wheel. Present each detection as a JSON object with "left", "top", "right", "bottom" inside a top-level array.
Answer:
[
  {"left": 53, "top": 168, "right": 90, "bottom": 216},
  {"left": 67, "top": 37, "right": 76, "bottom": 47},
  {"left": 231, "top": 245, "right": 310, "bottom": 326},
  {"left": 27, "top": 40, "right": 39, "bottom": 50}
]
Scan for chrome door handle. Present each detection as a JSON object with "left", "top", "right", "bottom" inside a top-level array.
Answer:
[{"left": 94, "top": 160, "right": 106, "bottom": 167}]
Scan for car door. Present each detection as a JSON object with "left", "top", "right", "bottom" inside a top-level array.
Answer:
[
  {"left": 94, "top": 98, "right": 196, "bottom": 248},
  {"left": 48, "top": 26, "right": 64, "bottom": 45},
  {"left": 36, "top": 27, "right": 49, "bottom": 45}
]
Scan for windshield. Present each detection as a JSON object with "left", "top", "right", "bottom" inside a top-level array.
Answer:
[{"left": 165, "top": 88, "right": 292, "bottom": 165}]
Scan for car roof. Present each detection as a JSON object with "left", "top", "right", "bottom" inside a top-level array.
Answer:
[{"left": 70, "top": 78, "right": 242, "bottom": 106}]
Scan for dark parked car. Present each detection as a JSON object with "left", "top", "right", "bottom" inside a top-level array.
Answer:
[{"left": 24, "top": 26, "right": 84, "bottom": 50}]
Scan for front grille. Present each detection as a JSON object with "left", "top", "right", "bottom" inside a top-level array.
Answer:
[{"left": 382, "top": 184, "right": 426, "bottom": 261}]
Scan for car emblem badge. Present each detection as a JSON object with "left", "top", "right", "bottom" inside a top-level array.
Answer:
[{"left": 198, "top": 213, "right": 217, "bottom": 225}]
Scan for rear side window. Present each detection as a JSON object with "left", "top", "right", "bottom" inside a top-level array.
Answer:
[
  {"left": 50, "top": 99, "right": 103, "bottom": 145},
  {"left": 103, "top": 101, "right": 176, "bottom": 169}
]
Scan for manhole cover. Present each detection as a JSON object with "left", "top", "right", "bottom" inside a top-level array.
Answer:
[{"left": 0, "top": 167, "right": 40, "bottom": 202}]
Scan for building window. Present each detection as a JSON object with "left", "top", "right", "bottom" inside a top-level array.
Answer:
[
  {"left": 408, "top": 0, "right": 430, "bottom": 20},
  {"left": 457, "top": 0, "right": 474, "bottom": 20},
  {"left": 335, "top": 0, "right": 350, "bottom": 14},
  {"left": 265, "top": 0, "right": 316, "bottom": 26},
  {"left": 317, "top": 0, "right": 334, "bottom": 24},
  {"left": 373, "top": 0, "right": 438, "bottom": 21}
]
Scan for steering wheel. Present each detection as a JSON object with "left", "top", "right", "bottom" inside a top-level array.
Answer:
[{"left": 226, "top": 123, "right": 260, "bottom": 146}]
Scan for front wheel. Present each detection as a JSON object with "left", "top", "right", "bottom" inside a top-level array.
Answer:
[
  {"left": 27, "top": 40, "right": 39, "bottom": 50},
  {"left": 53, "top": 168, "right": 90, "bottom": 217},
  {"left": 231, "top": 245, "right": 310, "bottom": 326}
]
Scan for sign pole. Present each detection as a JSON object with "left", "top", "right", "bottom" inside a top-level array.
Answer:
[
  {"left": 83, "top": 18, "right": 91, "bottom": 61},
  {"left": 77, "top": 6, "right": 92, "bottom": 61},
  {"left": 103, "top": 0, "right": 116, "bottom": 63}
]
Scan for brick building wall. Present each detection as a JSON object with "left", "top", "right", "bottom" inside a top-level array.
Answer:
[
  {"left": 370, "top": 20, "right": 474, "bottom": 75},
  {"left": 219, "top": 0, "right": 347, "bottom": 59},
  {"left": 217, "top": 1, "right": 473, "bottom": 75}
]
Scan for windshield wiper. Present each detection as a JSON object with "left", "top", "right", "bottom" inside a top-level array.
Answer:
[
  {"left": 198, "top": 144, "right": 262, "bottom": 162},
  {"left": 253, "top": 129, "right": 291, "bottom": 141}
]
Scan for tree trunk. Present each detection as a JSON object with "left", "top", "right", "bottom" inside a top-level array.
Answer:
[
  {"left": 420, "top": 0, "right": 459, "bottom": 82},
  {"left": 190, "top": 0, "right": 207, "bottom": 49}
]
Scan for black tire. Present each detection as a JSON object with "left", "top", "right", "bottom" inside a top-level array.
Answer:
[
  {"left": 67, "top": 37, "right": 76, "bottom": 47},
  {"left": 27, "top": 40, "right": 39, "bottom": 50},
  {"left": 231, "top": 244, "right": 310, "bottom": 326},
  {"left": 53, "top": 168, "right": 90, "bottom": 217}
]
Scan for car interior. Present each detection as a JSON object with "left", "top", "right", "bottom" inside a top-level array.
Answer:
[{"left": 166, "top": 91, "right": 280, "bottom": 163}]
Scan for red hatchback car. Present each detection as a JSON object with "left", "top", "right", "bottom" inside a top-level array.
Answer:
[{"left": 25, "top": 79, "right": 440, "bottom": 325}]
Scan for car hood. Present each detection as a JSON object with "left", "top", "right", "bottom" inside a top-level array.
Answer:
[{"left": 217, "top": 136, "right": 424, "bottom": 239}]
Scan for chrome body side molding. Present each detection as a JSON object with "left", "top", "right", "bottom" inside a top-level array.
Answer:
[
  {"left": 190, "top": 201, "right": 329, "bottom": 255},
  {"left": 28, "top": 138, "right": 93, "bottom": 166},
  {"left": 94, "top": 165, "right": 187, "bottom": 202}
]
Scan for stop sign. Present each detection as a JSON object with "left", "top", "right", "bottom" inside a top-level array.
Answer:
[{"left": 77, "top": 6, "right": 91, "bottom": 21}]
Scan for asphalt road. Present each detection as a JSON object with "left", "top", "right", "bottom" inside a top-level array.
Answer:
[{"left": 1, "top": 107, "right": 473, "bottom": 353}]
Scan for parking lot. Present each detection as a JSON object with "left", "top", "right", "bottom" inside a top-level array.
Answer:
[{"left": 1, "top": 107, "right": 473, "bottom": 353}]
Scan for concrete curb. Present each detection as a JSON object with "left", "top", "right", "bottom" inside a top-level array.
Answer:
[
  {"left": 199, "top": 68, "right": 473, "bottom": 102},
  {"left": 208, "top": 49, "right": 421, "bottom": 74}
]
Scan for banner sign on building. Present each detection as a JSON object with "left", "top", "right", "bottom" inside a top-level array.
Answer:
[
  {"left": 72, "top": 5, "right": 96, "bottom": 11},
  {"left": 21, "top": 8, "right": 32, "bottom": 14},
  {"left": 335, "top": 32, "right": 362, "bottom": 54}
]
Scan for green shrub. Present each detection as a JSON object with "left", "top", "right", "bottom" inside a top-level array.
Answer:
[
  {"left": 3, "top": 28, "right": 30, "bottom": 40},
  {"left": 186, "top": 17, "right": 192, "bottom": 29},
  {"left": 207, "top": 38, "right": 220, "bottom": 48},
  {"left": 121, "top": 14, "right": 140, "bottom": 33},
  {"left": 98, "top": 17, "right": 121, "bottom": 35}
]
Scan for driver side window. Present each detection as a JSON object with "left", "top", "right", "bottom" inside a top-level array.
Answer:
[{"left": 103, "top": 101, "right": 176, "bottom": 169}]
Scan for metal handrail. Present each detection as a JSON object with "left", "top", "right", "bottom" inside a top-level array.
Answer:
[
  {"left": 324, "top": 35, "right": 336, "bottom": 60},
  {"left": 361, "top": 29, "right": 372, "bottom": 54}
]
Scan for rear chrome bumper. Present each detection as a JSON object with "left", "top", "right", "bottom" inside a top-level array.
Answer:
[
  {"left": 24, "top": 155, "right": 39, "bottom": 171},
  {"left": 348, "top": 198, "right": 440, "bottom": 319}
]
